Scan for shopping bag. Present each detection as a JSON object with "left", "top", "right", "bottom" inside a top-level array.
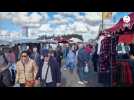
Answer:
[{"left": 84, "top": 64, "right": 89, "bottom": 73}]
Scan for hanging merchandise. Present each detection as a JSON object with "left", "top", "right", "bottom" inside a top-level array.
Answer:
[{"left": 98, "top": 35, "right": 112, "bottom": 87}]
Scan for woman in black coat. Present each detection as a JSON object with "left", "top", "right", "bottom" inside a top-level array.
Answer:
[
  {"left": 0, "top": 52, "right": 13, "bottom": 87},
  {"left": 36, "top": 50, "right": 61, "bottom": 87}
]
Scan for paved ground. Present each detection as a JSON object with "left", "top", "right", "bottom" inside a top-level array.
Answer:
[{"left": 60, "top": 60, "right": 104, "bottom": 87}]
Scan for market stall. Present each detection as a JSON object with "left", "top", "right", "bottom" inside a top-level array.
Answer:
[
  {"left": 99, "top": 12, "right": 134, "bottom": 87},
  {"left": 57, "top": 38, "right": 69, "bottom": 44}
]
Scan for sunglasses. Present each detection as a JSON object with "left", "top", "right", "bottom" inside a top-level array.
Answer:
[
  {"left": 21, "top": 55, "right": 27, "bottom": 57},
  {"left": 44, "top": 55, "right": 49, "bottom": 58}
]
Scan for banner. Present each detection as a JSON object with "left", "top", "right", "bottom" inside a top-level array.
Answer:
[{"left": 102, "top": 12, "right": 112, "bottom": 19}]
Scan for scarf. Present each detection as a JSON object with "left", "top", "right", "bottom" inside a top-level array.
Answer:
[{"left": 42, "top": 61, "right": 53, "bottom": 83}]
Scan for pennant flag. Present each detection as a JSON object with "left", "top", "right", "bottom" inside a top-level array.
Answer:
[{"left": 102, "top": 12, "right": 112, "bottom": 19}]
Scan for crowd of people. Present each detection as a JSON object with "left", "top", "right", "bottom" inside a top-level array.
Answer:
[{"left": 0, "top": 42, "right": 98, "bottom": 87}]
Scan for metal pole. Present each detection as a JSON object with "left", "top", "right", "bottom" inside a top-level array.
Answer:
[{"left": 102, "top": 12, "right": 104, "bottom": 31}]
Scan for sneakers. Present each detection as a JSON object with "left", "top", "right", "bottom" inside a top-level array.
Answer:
[
  {"left": 83, "top": 81, "right": 88, "bottom": 84},
  {"left": 77, "top": 81, "right": 84, "bottom": 85}
]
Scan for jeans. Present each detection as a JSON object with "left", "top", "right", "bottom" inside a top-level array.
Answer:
[
  {"left": 77, "top": 67, "right": 89, "bottom": 82},
  {"left": 63, "top": 58, "right": 67, "bottom": 67},
  {"left": 11, "top": 70, "right": 16, "bottom": 85},
  {"left": 67, "top": 62, "right": 75, "bottom": 70}
]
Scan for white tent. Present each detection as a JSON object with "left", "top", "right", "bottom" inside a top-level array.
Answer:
[
  {"left": 69, "top": 38, "right": 82, "bottom": 43},
  {"left": 39, "top": 39, "right": 57, "bottom": 44}
]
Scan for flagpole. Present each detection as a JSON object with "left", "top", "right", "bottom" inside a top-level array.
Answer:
[{"left": 102, "top": 12, "right": 104, "bottom": 31}]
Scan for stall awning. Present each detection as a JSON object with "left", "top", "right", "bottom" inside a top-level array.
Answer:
[
  {"left": 118, "top": 33, "right": 134, "bottom": 44},
  {"left": 101, "top": 12, "right": 134, "bottom": 34}
]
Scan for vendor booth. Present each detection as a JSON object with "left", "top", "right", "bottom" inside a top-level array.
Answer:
[{"left": 98, "top": 12, "right": 134, "bottom": 87}]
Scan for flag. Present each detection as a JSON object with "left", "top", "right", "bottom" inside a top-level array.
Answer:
[
  {"left": 97, "top": 12, "right": 113, "bottom": 31},
  {"left": 102, "top": 12, "right": 112, "bottom": 19}
]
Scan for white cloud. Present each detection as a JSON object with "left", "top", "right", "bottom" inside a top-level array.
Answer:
[
  {"left": 49, "top": 14, "right": 68, "bottom": 25},
  {"left": 57, "top": 25, "right": 68, "bottom": 34},
  {"left": 0, "top": 29, "right": 21, "bottom": 40},
  {"left": 0, "top": 12, "right": 16, "bottom": 20},
  {"left": 0, "top": 12, "right": 120, "bottom": 41},
  {"left": 10, "top": 32, "right": 20, "bottom": 39},
  {"left": 12, "top": 12, "right": 29, "bottom": 25},
  {"left": 39, "top": 12, "right": 49, "bottom": 25},
  {"left": 58, "top": 12, "right": 80, "bottom": 17},
  {"left": 85, "top": 12, "right": 102, "bottom": 21},
  {"left": 0, "top": 12, "right": 43, "bottom": 27},
  {"left": 69, "top": 21, "right": 89, "bottom": 33},
  {"left": 50, "top": 18, "right": 67, "bottom": 25},
  {"left": 0, "top": 29, "right": 10, "bottom": 36},
  {"left": 75, "top": 15, "right": 85, "bottom": 21},
  {"left": 39, "top": 24, "right": 53, "bottom": 33},
  {"left": 29, "top": 12, "right": 42, "bottom": 23}
]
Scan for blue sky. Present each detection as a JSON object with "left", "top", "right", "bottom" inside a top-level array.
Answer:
[
  {"left": 0, "top": 12, "right": 130, "bottom": 35},
  {"left": 0, "top": 19, "right": 21, "bottom": 32},
  {"left": 112, "top": 12, "right": 129, "bottom": 23}
]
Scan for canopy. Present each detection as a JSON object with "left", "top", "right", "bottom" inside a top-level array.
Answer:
[
  {"left": 69, "top": 37, "right": 82, "bottom": 43},
  {"left": 39, "top": 39, "right": 57, "bottom": 44},
  {"left": 101, "top": 12, "right": 134, "bottom": 35},
  {"left": 118, "top": 33, "right": 134, "bottom": 44},
  {"left": 58, "top": 39, "right": 68, "bottom": 43},
  {"left": 56, "top": 38, "right": 69, "bottom": 43}
]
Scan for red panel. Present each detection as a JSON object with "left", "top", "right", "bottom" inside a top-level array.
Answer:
[{"left": 118, "top": 34, "right": 134, "bottom": 44}]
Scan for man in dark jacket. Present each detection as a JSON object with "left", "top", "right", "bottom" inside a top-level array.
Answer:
[
  {"left": 55, "top": 47, "right": 63, "bottom": 68},
  {"left": 31, "top": 47, "right": 41, "bottom": 68},
  {"left": 92, "top": 44, "right": 99, "bottom": 72},
  {"left": 77, "top": 44, "right": 90, "bottom": 85},
  {"left": 36, "top": 50, "right": 61, "bottom": 87}
]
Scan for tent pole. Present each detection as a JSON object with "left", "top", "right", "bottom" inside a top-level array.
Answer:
[{"left": 102, "top": 12, "right": 104, "bottom": 31}]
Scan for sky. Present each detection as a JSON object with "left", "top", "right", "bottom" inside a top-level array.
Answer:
[{"left": 0, "top": 12, "right": 131, "bottom": 41}]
